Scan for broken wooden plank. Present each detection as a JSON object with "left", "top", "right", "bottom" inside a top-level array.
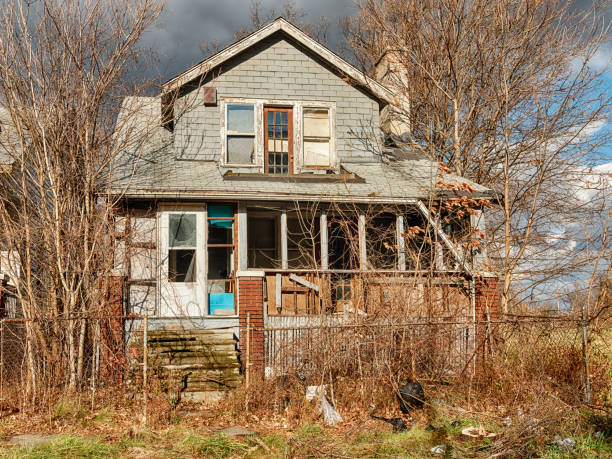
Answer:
[{"left": 288, "top": 273, "right": 319, "bottom": 292}]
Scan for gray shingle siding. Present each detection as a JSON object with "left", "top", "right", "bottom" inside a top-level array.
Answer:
[{"left": 174, "top": 36, "right": 381, "bottom": 162}]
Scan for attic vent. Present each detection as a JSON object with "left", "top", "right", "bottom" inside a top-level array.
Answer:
[{"left": 203, "top": 87, "right": 217, "bottom": 106}]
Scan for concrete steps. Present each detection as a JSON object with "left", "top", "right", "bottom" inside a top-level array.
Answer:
[{"left": 129, "top": 327, "right": 243, "bottom": 396}]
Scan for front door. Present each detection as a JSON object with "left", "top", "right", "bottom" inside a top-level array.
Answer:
[
  {"left": 159, "top": 210, "right": 206, "bottom": 316},
  {"left": 264, "top": 107, "right": 293, "bottom": 174}
]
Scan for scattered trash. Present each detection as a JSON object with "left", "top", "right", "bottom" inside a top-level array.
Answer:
[
  {"left": 461, "top": 426, "right": 497, "bottom": 439},
  {"left": 502, "top": 417, "right": 512, "bottom": 427},
  {"left": 213, "top": 426, "right": 256, "bottom": 437},
  {"left": 554, "top": 435, "right": 576, "bottom": 450},
  {"left": 517, "top": 408, "right": 524, "bottom": 420},
  {"left": 370, "top": 414, "right": 408, "bottom": 432},
  {"left": 431, "top": 444, "right": 447, "bottom": 455},
  {"left": 595, "top": 431, "right": 605, "bottom": 440},
  {"left": 426, "top": 424, "right": 446, "bottom": 434},
  {"left": 397, "top": 381, "right": 425, "bottom": 413},
  {"left": 305, "top": 385, "right": 343, "bottom": 425},
  {"left": 451, "top": 420, "right": 462, "bottom": 428}
]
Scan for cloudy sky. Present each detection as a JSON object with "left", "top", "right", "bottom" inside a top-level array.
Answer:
[
  {"left": 140, "top": 0, "right": 356, "bottom": 82},
  {"left": 141, "top": 0, "right": 610, "bottom": 83}
]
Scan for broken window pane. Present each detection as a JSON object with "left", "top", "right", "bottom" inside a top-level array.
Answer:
[
  {"left": 169, "top": 249, "right": 196, "bottom": 282},
  {"left": 227, "top": 105, "right": 254, "bottom": 133},
  {"left": 303, "top": 108, "right": 330, "bottom": 167},
  {"left": 169, "top": 214, "right": 196, "bottom": 248},
  {"left": 227, "top": 136, "right": 254, "bottom": 164}
]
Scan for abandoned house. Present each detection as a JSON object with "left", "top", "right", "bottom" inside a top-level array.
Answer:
[{"left": 108, "top": 18, "right": 500, "bottom": 398}]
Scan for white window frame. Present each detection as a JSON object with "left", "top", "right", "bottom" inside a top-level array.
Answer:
[
  {"left": 220, "top": 100, "right": 261, "bottom": 168},
  {"left": 220, "top": 98, "right": 337, "bottom": 173},
  {"left": 300, "top": 104, "right": 337, "bottom": 171}
]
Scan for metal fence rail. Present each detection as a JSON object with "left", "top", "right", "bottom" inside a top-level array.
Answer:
[{"left": 262, "top": 320, "right": 474, "bottom": 379}]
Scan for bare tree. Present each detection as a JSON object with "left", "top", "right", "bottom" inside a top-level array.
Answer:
[
  {"left": 0, "top": 0, "right": 163, "bottom": 400},
  {"left": 343, "top": 0, "right": 611, "bottom": 311},
  {"left": 200, "top": 0, "right": 329, "bottom": 57}
]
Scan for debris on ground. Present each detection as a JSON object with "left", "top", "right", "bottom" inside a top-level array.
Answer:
[
  {"left": 397, "top": 381, "right": 425, "bottom": 413},
  {"left": 502, "top": 416, "right": 512, "bottom": 427},
  {"left": 305, "top": 385, "right": 343, "bottom": 425},
  {"left": 370, "top": 414, "right": 408, "bottom": 431},
  {"left": 9, "top": 434, "right": 59, "bottom": 447},
  {"left": 461, "top": 426, "right": 497, "bottom": 439},
  {"left": 431, "top": 444, "right": 447, "bottom": 455},
  {"left": 553, "top": 435, "right": 576, "bottom": 450},
  {"left": 213, "top": 426, "right": 256, "bottom": 437}
]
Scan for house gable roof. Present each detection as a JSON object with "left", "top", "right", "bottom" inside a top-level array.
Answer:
[{"left": 162, "top": 17, "right": 394, "bottom": 104}]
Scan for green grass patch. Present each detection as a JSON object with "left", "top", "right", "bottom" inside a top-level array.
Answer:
[
  {"left": 175, "top": 433, "right": 252, "bottom": 458},
  {"left": 4, "top": 435, "right": 119, "bottom": 459}
]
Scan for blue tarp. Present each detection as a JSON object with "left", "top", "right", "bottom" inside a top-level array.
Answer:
[{"left": 208, "top": 205, "right": 233, "bottom": 228}]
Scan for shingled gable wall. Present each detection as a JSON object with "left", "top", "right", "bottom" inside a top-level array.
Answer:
[{"left": 174, "top": 35, "right": 381, "bottom": 163}]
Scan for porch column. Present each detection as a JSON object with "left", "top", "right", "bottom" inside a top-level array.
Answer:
[
  {"left": 396, "top": 214, "right": 406, "bottom": 270},
  {"left": 237, "top": 202, "right": 248, "bottom": 271},
  {"left": 280, "top": 209, "right": 288, "bottom": 269},
  {"left": 359, "top": 212, "right": 367, "bottom": 270},
  {"left": 237, "top": 270, "right": 265, "bottom": 377},
  {"left": 320, "top": 211, "right": 328, "bottom": 270},
  {"left": 470, "top": 209, "right": 487, "bottom": 271}
]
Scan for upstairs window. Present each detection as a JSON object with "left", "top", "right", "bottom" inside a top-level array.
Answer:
[
  {"left": 303, "top": 108, "right": 331, "bottom": 168},
  {"left": 226, "top": 104, "right": 255, "bottom": 164},
  {"left": 221, "top": 100, "right": 335, "bottom": 172},
  {"left": 265, "top": 107, "right": 292, "bottom": 174}
]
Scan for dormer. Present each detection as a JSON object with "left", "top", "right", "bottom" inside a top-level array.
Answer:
[{"left": 160, "top": 18, "right": 395, "bottom": 175}]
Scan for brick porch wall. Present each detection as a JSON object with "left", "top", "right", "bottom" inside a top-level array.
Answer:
[
  {"left": 237, "top": 272, "right": 265, "bottom": 376},
  {"left": 474, "top": 276, "right": 500, "bottom": 368}
]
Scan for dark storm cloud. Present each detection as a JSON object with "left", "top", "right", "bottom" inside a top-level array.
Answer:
[
  {"left": 139, "top": 0, "right": 610, "bottom": 82},
  {"left": 139, "top": 0, "right": 356, "bottom": 81}
]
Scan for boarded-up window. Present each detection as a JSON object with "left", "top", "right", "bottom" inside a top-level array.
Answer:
[
  {"left": 303, "top": 108, "right": 330, "bottom": 167},
  {"left": 226, "top": 104, "right": 255, "bottom": 164}
]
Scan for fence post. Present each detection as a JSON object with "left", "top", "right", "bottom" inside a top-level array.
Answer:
[
  {"left": 245, "top": 313, "right": 251, "bottom": 390},
  {"left": 581, "top": 304, "right": 591, "bottom": 405},
  {"left": 142, "top": 313, "right": 148, "bottom": 425}
]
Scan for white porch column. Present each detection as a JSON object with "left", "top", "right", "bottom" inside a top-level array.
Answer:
[
  {"left": 359, "top": 212, "right": 367, "bottom": 270},
  {"left": 237, "top": 202, "right": 248, "bottom": 271},
  {"left": 396, "top": 214, "right": 406, "bottom": 270},
  {"left": 320, "top": 211, "right": 328, "bottom": 270},
  {"left": 281, "top": 209, "right": 288, "bottom": 269}
]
